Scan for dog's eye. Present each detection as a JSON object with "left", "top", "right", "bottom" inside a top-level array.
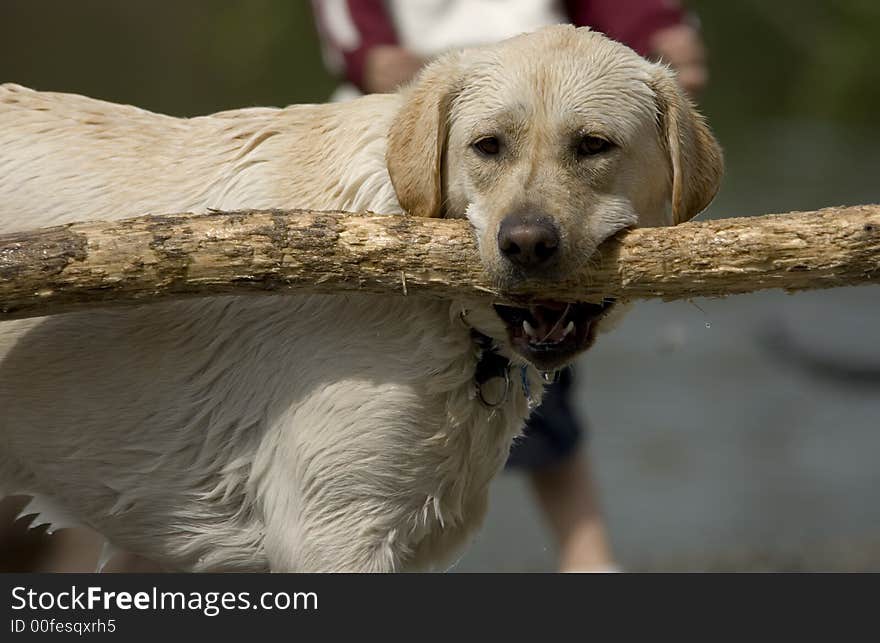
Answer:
[
  {"left": 577, "top": 135, "right": 613, "bottom": 157},
  {"left": 473, "top": 136, "right": 501, "bottom": 156}
]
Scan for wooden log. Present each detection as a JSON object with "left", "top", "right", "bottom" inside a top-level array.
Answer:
[{"left": 0, "top": 205, "right": 877, "bottom": 321}]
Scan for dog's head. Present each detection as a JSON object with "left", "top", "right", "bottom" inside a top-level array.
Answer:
[{"left": 387, "top": 25, "right": 723, "bottom": 370}]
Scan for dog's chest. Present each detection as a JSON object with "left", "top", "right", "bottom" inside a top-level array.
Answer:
[
  {"left": 244, "top": 296, "right": 540, "bottom": 571},
  {"left": 380, "top": 330, "right": 542, "bottom": 571}
]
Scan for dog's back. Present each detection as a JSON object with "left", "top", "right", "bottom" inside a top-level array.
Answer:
[{"left": 0, "top": 83, "right": 402, "bottom": 232}]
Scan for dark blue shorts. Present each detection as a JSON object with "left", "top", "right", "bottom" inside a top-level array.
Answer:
[{"left": 505, "top": 367, "right": 584, "bottom": 470}]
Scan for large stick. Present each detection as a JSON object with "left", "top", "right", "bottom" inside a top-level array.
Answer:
[{"left": 0, "top": 205, "right": 877, "bottom": 321}]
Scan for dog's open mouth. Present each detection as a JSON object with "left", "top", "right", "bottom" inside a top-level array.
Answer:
[{"left": 493, "top": 299, "right": 616, "bottom": 370}]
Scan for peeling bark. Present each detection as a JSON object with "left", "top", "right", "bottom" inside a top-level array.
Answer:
[{"left": 0, "top": 205, "right": 877, "bottom": 321}]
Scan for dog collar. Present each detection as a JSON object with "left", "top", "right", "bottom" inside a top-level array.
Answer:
[
  {"left": 462, "top": 306, "right": 545, "bottom": 409},
  {"left": 471, "top": 330, "right": 511, "bottom": 407}
]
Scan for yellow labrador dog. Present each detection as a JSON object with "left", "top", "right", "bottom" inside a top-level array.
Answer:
[{"left": 0, "top": 26, "right": 721, "bottom": 571}]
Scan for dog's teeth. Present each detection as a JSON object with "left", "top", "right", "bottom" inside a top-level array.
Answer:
[
  {"left": 523, "top": 320, "right": 537, "bottom": 337},
  {"left": 562, "top": 321, "right": 575, "bottom": 337}
]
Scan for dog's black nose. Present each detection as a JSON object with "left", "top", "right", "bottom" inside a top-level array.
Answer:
[{"left": 497, "top": 213, "right": 560, "bottom": 268}]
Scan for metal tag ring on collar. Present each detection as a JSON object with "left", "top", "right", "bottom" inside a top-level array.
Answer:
[{"left": 477, "top": 368, "right": 511, "bottom": 408}]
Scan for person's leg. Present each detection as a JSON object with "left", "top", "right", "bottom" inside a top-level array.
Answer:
[
  {"left": 0, "top": 496, "right": 102, "bottom": 572},
  {"left": 528, "top": 446, "right": 616, "bottom": 572},
  {"left": 32, "top": 528, "right": 102, "bottom": 572},
  {"left": 507, "top": 368, "right": 617, "bottom": 572}
]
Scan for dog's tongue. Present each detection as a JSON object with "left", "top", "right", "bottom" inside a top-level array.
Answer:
[{"left": 528, "top": 303, "right": 573, "bottom": 343}]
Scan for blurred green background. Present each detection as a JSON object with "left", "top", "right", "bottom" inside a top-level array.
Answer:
[{"left": 1, "top": 0, "right": 878, "bottom": 571}]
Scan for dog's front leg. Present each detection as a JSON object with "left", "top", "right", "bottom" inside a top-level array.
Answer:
[
  {"left": 256, "top": 433, "right": 409, "bottom": 573},
  {"left": 260, "top": 484, "right": 404, "bottom": 573}
]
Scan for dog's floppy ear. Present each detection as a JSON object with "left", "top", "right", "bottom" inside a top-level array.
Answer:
[
  {"left": 386, "top": 53, "right": 463, "bottom": 218},
  {"left": 650, "top": 69, "right": 723, "bottom": 224}
]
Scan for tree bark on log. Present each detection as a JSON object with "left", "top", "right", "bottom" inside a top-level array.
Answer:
[{"left": 0, "top": 205, "right": 877, "bottom": 321}]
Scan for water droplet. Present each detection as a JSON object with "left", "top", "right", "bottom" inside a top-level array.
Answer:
[{"left": 688, "top": 300, "right": 712, "bottom": 330}]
